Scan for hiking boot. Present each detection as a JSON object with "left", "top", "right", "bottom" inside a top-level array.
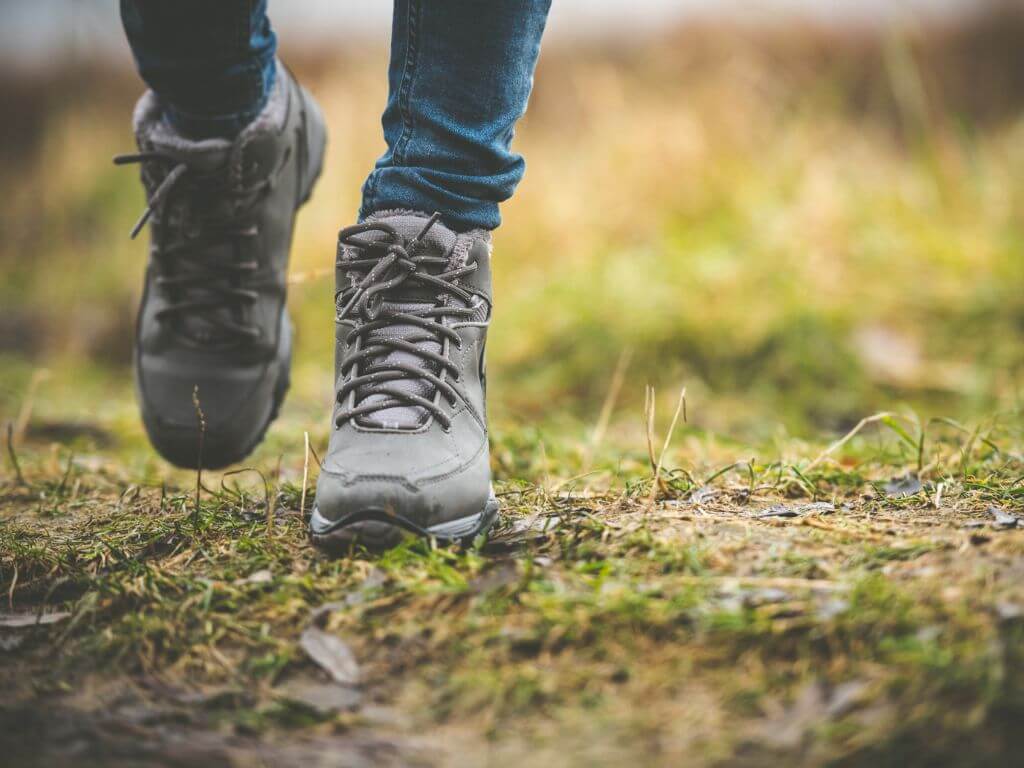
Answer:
[
  {"left": 310, "top": 212, "right": 499, "bottom": 552},
  {"left": 117, "top": 62, "right": 326, "bottom": 469}
]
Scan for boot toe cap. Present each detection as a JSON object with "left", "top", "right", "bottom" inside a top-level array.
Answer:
[
  {"left": 137, "top": 357, "right": 286, "bottom": 469},
  {"left": 312, "top": 450, "right": 494, "bottom": 547}
]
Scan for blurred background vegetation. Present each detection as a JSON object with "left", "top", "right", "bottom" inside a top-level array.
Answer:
[{"left": 1, "top": 0, "right": 1023, "bottom": 481}]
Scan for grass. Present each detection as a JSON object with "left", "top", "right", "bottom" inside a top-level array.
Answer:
[
  {"left": 4, "top": 11, "right": 1024, "bottom": 767},
  {"left": 4, "top": 417, "right": 1024, "bottom": 765}
]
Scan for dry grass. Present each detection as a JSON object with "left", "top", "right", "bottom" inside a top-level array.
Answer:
[{"left": 4, "top": 426, "right": 1024, "bottom": 766}]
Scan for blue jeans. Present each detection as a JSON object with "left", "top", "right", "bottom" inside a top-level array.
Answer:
[{"left": 120, "top": 0, "right": 551, "bottom": 231}]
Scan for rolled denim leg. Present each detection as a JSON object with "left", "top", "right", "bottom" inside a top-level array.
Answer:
[
  {"left": 120, "top": 0, "right": 276, "bottom": 139},
  {"left": 360, "top": 0, "right": 552, "bottom": 232}
]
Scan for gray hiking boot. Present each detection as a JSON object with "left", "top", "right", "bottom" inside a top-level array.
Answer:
[
  {"left": 310, "top": 212, "right": 499, "bottom": 552},
  {"left": 117, "top": 63, "right": 326, "bottom": 469}
]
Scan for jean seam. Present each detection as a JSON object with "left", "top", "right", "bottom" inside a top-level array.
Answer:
[
  {"left": 363, "top": 0, "right": 418, "bottom": 216},
  {"left": 394, "top": 0, "right": 420, "bottom": 168}
]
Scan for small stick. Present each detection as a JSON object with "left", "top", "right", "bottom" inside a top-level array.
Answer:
[
  {"left": 309, "top": 441, "right": 323, "bottom": 469},
  {"left": 268, "top": 454, "right": 283, "bottom": 536},
  {"left": 805, "top": 411, "right": 895, "bottom": 471},
  {"left": 300, "top": 431, "right": 311, "bottom": 518},
  {"left": 672, "top": 574, "right": 842, "bottom": 591},
  {"left": 538, "top": 439, "right": 551, "bottom": 496},
  {"left": 57, "top": 452, "right": 74, "bottom": 495},
  {"left": 587, "top": 347, "right": 633, "bottom": 460},
  {"left": 646, "top": 385, "right": 687, "bottom": 503},
  {"left": 266, "top": 479, "right": 277, "bottom": 537},
  {"left": 14, "top": 368, "right": 51, "bottom": 443},
  {"left": 7, "top": 565, "right": 17, "bottom": 612},
  {"left": 655, "top": 386, "right": 688, "bottom": 483},
  {"left": 6, "top": 422, "right": 26, "bottom": 486},
  {"left": 644, "top": 385, "right": 657, "bottom": 476},
  {"left": 192, "top": 386, "right": 206, "bottom": 527}
]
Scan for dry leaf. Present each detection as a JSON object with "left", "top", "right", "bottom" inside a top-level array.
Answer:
[
  {"left": 0, "top": 611, "right": 71, "bottom": 628},
  {"left": 300, "top": 627, "right": 360, "bottom": 686}
]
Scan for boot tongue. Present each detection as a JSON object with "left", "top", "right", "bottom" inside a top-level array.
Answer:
[
  {"left": 141, "top": 125, "right": 240, "bottom": 344},
  {"left": 356, "top": 300, "right": 443, "bottom": 430},
  {"left": 343, "top": 213, "right": 458, "bottom": 267},
  {"left": 346, "top": 213, "right": 459, "bottom": 430},
  {"left": 375, "top": 213, "right": 458, "bottom": 254}
]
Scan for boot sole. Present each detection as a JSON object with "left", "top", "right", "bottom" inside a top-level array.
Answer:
[{"left": 308, "top": 488, "right": 500, "bottom": 554}]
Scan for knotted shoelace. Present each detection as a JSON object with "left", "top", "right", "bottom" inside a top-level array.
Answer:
[{"left": 334, "top": 214, "right": 480, "bottom": 430}]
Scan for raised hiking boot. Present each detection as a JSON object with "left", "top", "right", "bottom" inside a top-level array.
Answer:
[
  {"left": 310, "top": 212, "right": 499, "bottom": 552},
  {"left": 117, "top": 62, "right": 326, "bottom": 469}
]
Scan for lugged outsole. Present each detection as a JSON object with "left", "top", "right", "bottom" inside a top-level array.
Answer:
[{"left": 308, "top": 491, "right": 500, "bottom": 555}]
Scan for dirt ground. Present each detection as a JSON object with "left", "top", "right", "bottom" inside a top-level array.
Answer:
[{"left": 4, "top": 419, "right": 1024, "bottom": 766}]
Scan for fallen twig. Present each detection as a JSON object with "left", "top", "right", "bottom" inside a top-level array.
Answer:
[
  {"left": 192, "top": 386, "right": 206, "bottom": 527},
  {"left": 6, "top": 422, "right": 26, "bottom": 486}
]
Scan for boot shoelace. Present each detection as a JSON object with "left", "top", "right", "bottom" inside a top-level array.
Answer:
[
  {"left": 335, "top": 214, "right": 480, "bottom": 431},
  {"left": 115, "top": 151, "right": 279, "bottom": 345}
]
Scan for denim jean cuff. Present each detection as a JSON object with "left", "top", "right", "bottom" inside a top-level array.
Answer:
[
  {"left": 164, "top": 102, "right": 265, "bottom": 140},
  {"left": 162, "top": 59, "right": 275, "bottom": 140}
]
